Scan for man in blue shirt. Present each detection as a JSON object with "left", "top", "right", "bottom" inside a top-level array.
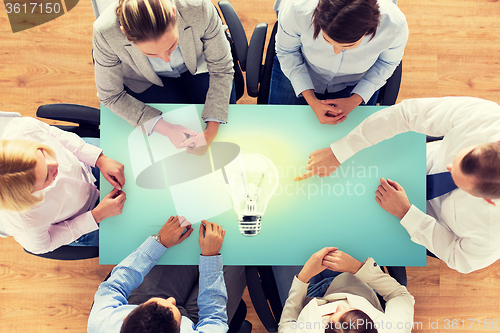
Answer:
[{"left": 88, "top": 216, "right": 245, "bottom": 332}]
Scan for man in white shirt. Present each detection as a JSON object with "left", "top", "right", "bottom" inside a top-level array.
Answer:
[{"left": 296, "top": 97, "right": 500, "bottom": 273}]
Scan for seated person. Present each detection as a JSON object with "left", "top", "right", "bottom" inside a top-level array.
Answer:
[
  {"left": 269, "top": 0, "right": 408, "bottom": 125},
  {"left": 276, "top": 247, "right": 414, "bottom": 333},
  {"left": 93, "top": 0, "right": 236, "bottom": 151},
  {"left": 298, "top": 97, "right": 500, "bottom": 273},
  {"left": 0, "top": 117, "right": 126, "bottom": 253},
  {"left": 88, "top": 217, "right": 246, "bottom": 333}
]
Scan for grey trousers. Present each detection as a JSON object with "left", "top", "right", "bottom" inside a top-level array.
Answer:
[{"left": 127, "top": 265, "right": 246, "bottom": 324}]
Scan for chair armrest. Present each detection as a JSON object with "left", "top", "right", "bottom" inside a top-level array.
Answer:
[
  {"left": 378, "top": 61, "right": 402, "bottom": 106},
  {"left": 246, "top": 23, "right": 268, "bottom": 98},
  {"left": 24, "top": 245, "right": 99, "bottom": 260},
  {"left": 257, "top": 22, "right": 278, "bottom": 104},
  {"left": 245, "top": 266, "right": 281, "bottom": 332},
  {"left": 36, "top": 103, "right": 100, "bottom": 127},
  {"left": 218, "top": 0, "right": 249, "bottom": 70},
  {"left": 426, "top": 135, "right": 444, "bottom": 142}
]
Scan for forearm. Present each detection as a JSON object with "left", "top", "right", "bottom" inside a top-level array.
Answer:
[
  {"left": 278, "top": 276, "right": 309, "bottom": 332},
  {"left": 204, "top": 121, "right": 220, "bottom": 144},
  {"left": 401, "top": 205, "right": 482, "bottom": 273},
  {"left": 195, "top": 255, "right": 229, "bottom": 330},
  {"left": 25, "top": 211, "right": 99, "bottom": 254}
]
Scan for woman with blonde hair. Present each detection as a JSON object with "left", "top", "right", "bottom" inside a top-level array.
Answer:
[
  {"left": 0, "top": 117, "right": 126, "bottom": 254},
  {"left": 93, "top": 0, "right": 235, "bottom": 151}
]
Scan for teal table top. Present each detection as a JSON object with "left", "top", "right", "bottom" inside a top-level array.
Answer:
[{"left": 99, "top": 104, "right": 427, "bottom": 266}]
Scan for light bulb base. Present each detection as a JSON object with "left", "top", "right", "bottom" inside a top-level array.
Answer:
[{"left": 238, "top": 215, "right": 262, "bottom": 236}]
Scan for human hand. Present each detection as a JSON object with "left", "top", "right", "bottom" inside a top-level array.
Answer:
[
  {"left": 323, "top": 249, "right": 363, "bottom": 274},
  {"left": 295, "top": 148, "right": 341, "bottom": 181},
  {"left": 321, "top": 94, "right": 363, "bottom": 117},
  {"left": 96, "top": 153, "right": 125, "bottom": 190},
  {"left": 158, "top": 215, "right": 194, "bottom": 248},
  {"left": 297, "top": 247, "right": 338, "bottom": 283},
  {"left": 183, "top": 121, "right": 219, "bottom": 156},
  {"left": 310, "top": 98, "right": 346, "bottom": 125},
  {"left": 301, "top": 89, "right": 345, "bottom": 125},
  {"left": 198, "top": 220, "right": 225, "bottom": 256},
  {"left": 91, "top": 188, "right": 126, "bottom": 223},
  {"left": 375, "top": 178, "right": 412, "bottom": 219},
  {"left": 153, "top": 119, "right": 199, "bottom": 149}
]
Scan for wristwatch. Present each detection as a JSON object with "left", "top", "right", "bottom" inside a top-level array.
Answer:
[{"left": 151, "top": 234, "right": 161, "bottom": 244}]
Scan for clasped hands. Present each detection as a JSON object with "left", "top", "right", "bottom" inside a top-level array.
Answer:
[
  {"left": 308, "top": 93, "right": 363, "bottom": 125},
  {"left": 297, "top": 247, "right": 363, "bottom": 283},
  {"left": 157, "top": 216, "right": 225, "bottom": 256},
  {"left": 159, "top": 120, "right": 219, "bottom": 156}
]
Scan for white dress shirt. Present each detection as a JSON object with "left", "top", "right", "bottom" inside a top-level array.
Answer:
[
  {"left": 0, "top": 117, "right": 102, "bottom": 254},
  {"left": 330, "top": 97, "right": 500, "bottom": 273},
  {"left": 275, "top": 0, "right": 408, "bottom": 102}
]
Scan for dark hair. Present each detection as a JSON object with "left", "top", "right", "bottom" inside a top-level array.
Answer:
[
  {"left": 325, "top": 309, "right": 378, "bottom": 333},
  {"left": 116, "top": 0, "right": 177, "bottom": 42},
  {"left": 120, "top": 301, "right": 180, "bottom": 333},
  {"left": 311, "top": 0, "right": 380, "bottom": 44},
  {"left": 460, "top": 142, "right": 500, "bottom": 199}
]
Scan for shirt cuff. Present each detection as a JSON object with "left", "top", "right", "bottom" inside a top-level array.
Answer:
[
  {"left": 75, "top": 211, "right": 100, "bottom": 235},
  {"left": 204, "top": 118, "right": 226, "bottom": 124},
  {"left": 353, "top": 257, "right": 379, "bottom": 279},
  {"left": 78, "top": 144, "right": 103, "bottom": 167},
  {"left": 400, "top": 204, "right": 426, "bottom": 237},
  {"left": 199, "top": 255, "right": 223, "bottom": 273},
  {"left": 142, "top": 236, "right": 168, "bottom": 260},
  {"left": 145, "top": 115, "right": 163, "bottom": 136},
  {"left": 290, "top": 74, "right": 315, "bottom": 98},
  {"left": 351, "top": 80, "right": 378, "bottom": 104},
  {"left": 330, "top": 137, "right": 356, "bottom": 163}
]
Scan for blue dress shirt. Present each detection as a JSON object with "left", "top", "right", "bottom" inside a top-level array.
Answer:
[
  {"left": 87, "top": 237, "right": 228, "bottom": 333},
  {"left": 276, "top": 0, "right": 408, "bottom": 102}
]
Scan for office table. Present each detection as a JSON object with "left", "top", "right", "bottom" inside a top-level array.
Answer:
[{"left": 100, "top": 104, "right": 426, "bottom": 266}]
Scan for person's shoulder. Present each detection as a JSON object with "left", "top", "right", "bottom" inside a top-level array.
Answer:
[
  {"left": 2, "top": 117, "right": 44, "bottom": 139},
  {"left": 94, "top": 3, "right": 121, "bottom": 35},
  {"left": 173, "top": 0, "right": 205, "bottom": 12},
  {"left": 378, "top": 0, "right": 407, "bottom": 28},
  {"left": 281, "top": 0, "right": 318, "bottom": 15}
]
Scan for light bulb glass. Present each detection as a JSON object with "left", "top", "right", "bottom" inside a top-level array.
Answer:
[{"left": 224, "top": 153, "right": 279, "bottom": 236}]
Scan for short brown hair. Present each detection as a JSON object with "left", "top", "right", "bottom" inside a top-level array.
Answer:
[
  {"left": 121, "top": 301, "right": 180, "bottom": 333},
  {"left": 116, "top": 0, "right": 177, "bottom": 42},
  {"left": 312, "top": 0, "right": 380, "bottom": 44},
  {"left": 0, "top": 140, "right": 56, "bottom": 211},
  {"left": 325, "top": 309, "right": 378, "bottom": 333},
  {"left": 460, "top": 142, "right": 500, "bottom": 199}
]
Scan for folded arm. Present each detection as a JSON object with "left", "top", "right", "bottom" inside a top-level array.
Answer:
[{"left": 354, "top": 258, "right": 414, "bottom": 333}]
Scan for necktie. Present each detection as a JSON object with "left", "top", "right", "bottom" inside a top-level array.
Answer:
[{"left": 427, "top": 172, "right": 458, "bottom": 200}]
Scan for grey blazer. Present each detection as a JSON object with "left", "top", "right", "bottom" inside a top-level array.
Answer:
[{"left": 92, "top": 0, "right": 234, "bottom": 128}]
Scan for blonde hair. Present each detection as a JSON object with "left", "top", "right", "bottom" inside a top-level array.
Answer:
[
  {"left": 116, "top": 0, "right": 177, "bottom": 42},
  {"left": 0, "top": 140, "right": 56, "bottom": 212}
]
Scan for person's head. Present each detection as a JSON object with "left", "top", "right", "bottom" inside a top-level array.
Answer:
[
  {"left": 447, "top": 142, "right": 500, "bottom": 204},
  {"left": 311, "top": 0, "right": 380, "bottom": 54},
  {"left": 120, "top": 297, "right": 182, "bottom": 333},
  {"left": 117, "top": 0, "right": 178, "bottom": 62},
  {"left": 0, "top": 140, "right": 58, "bottom": 212},
  {"left": 324, "top": 306, "right": 377, "bottom": 333}
]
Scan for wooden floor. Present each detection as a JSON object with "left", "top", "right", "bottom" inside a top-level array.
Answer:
[{"left": 1, "top": 0, "right": 500, "bottom": 331}]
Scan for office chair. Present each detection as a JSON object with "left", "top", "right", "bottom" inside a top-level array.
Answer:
[
  {"left": 0, "top": 105, "right": 100, "bottom": 260},
  {"left": 218, "top": 0, "right": 403, "bottom": 106},
  {"left": 245, "top": 264, "right": 407, "bottom": 332}
]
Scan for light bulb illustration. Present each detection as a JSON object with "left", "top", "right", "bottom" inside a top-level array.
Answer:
[{"left": 224, "top": 153, "right": 280, "bottom": 236}]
